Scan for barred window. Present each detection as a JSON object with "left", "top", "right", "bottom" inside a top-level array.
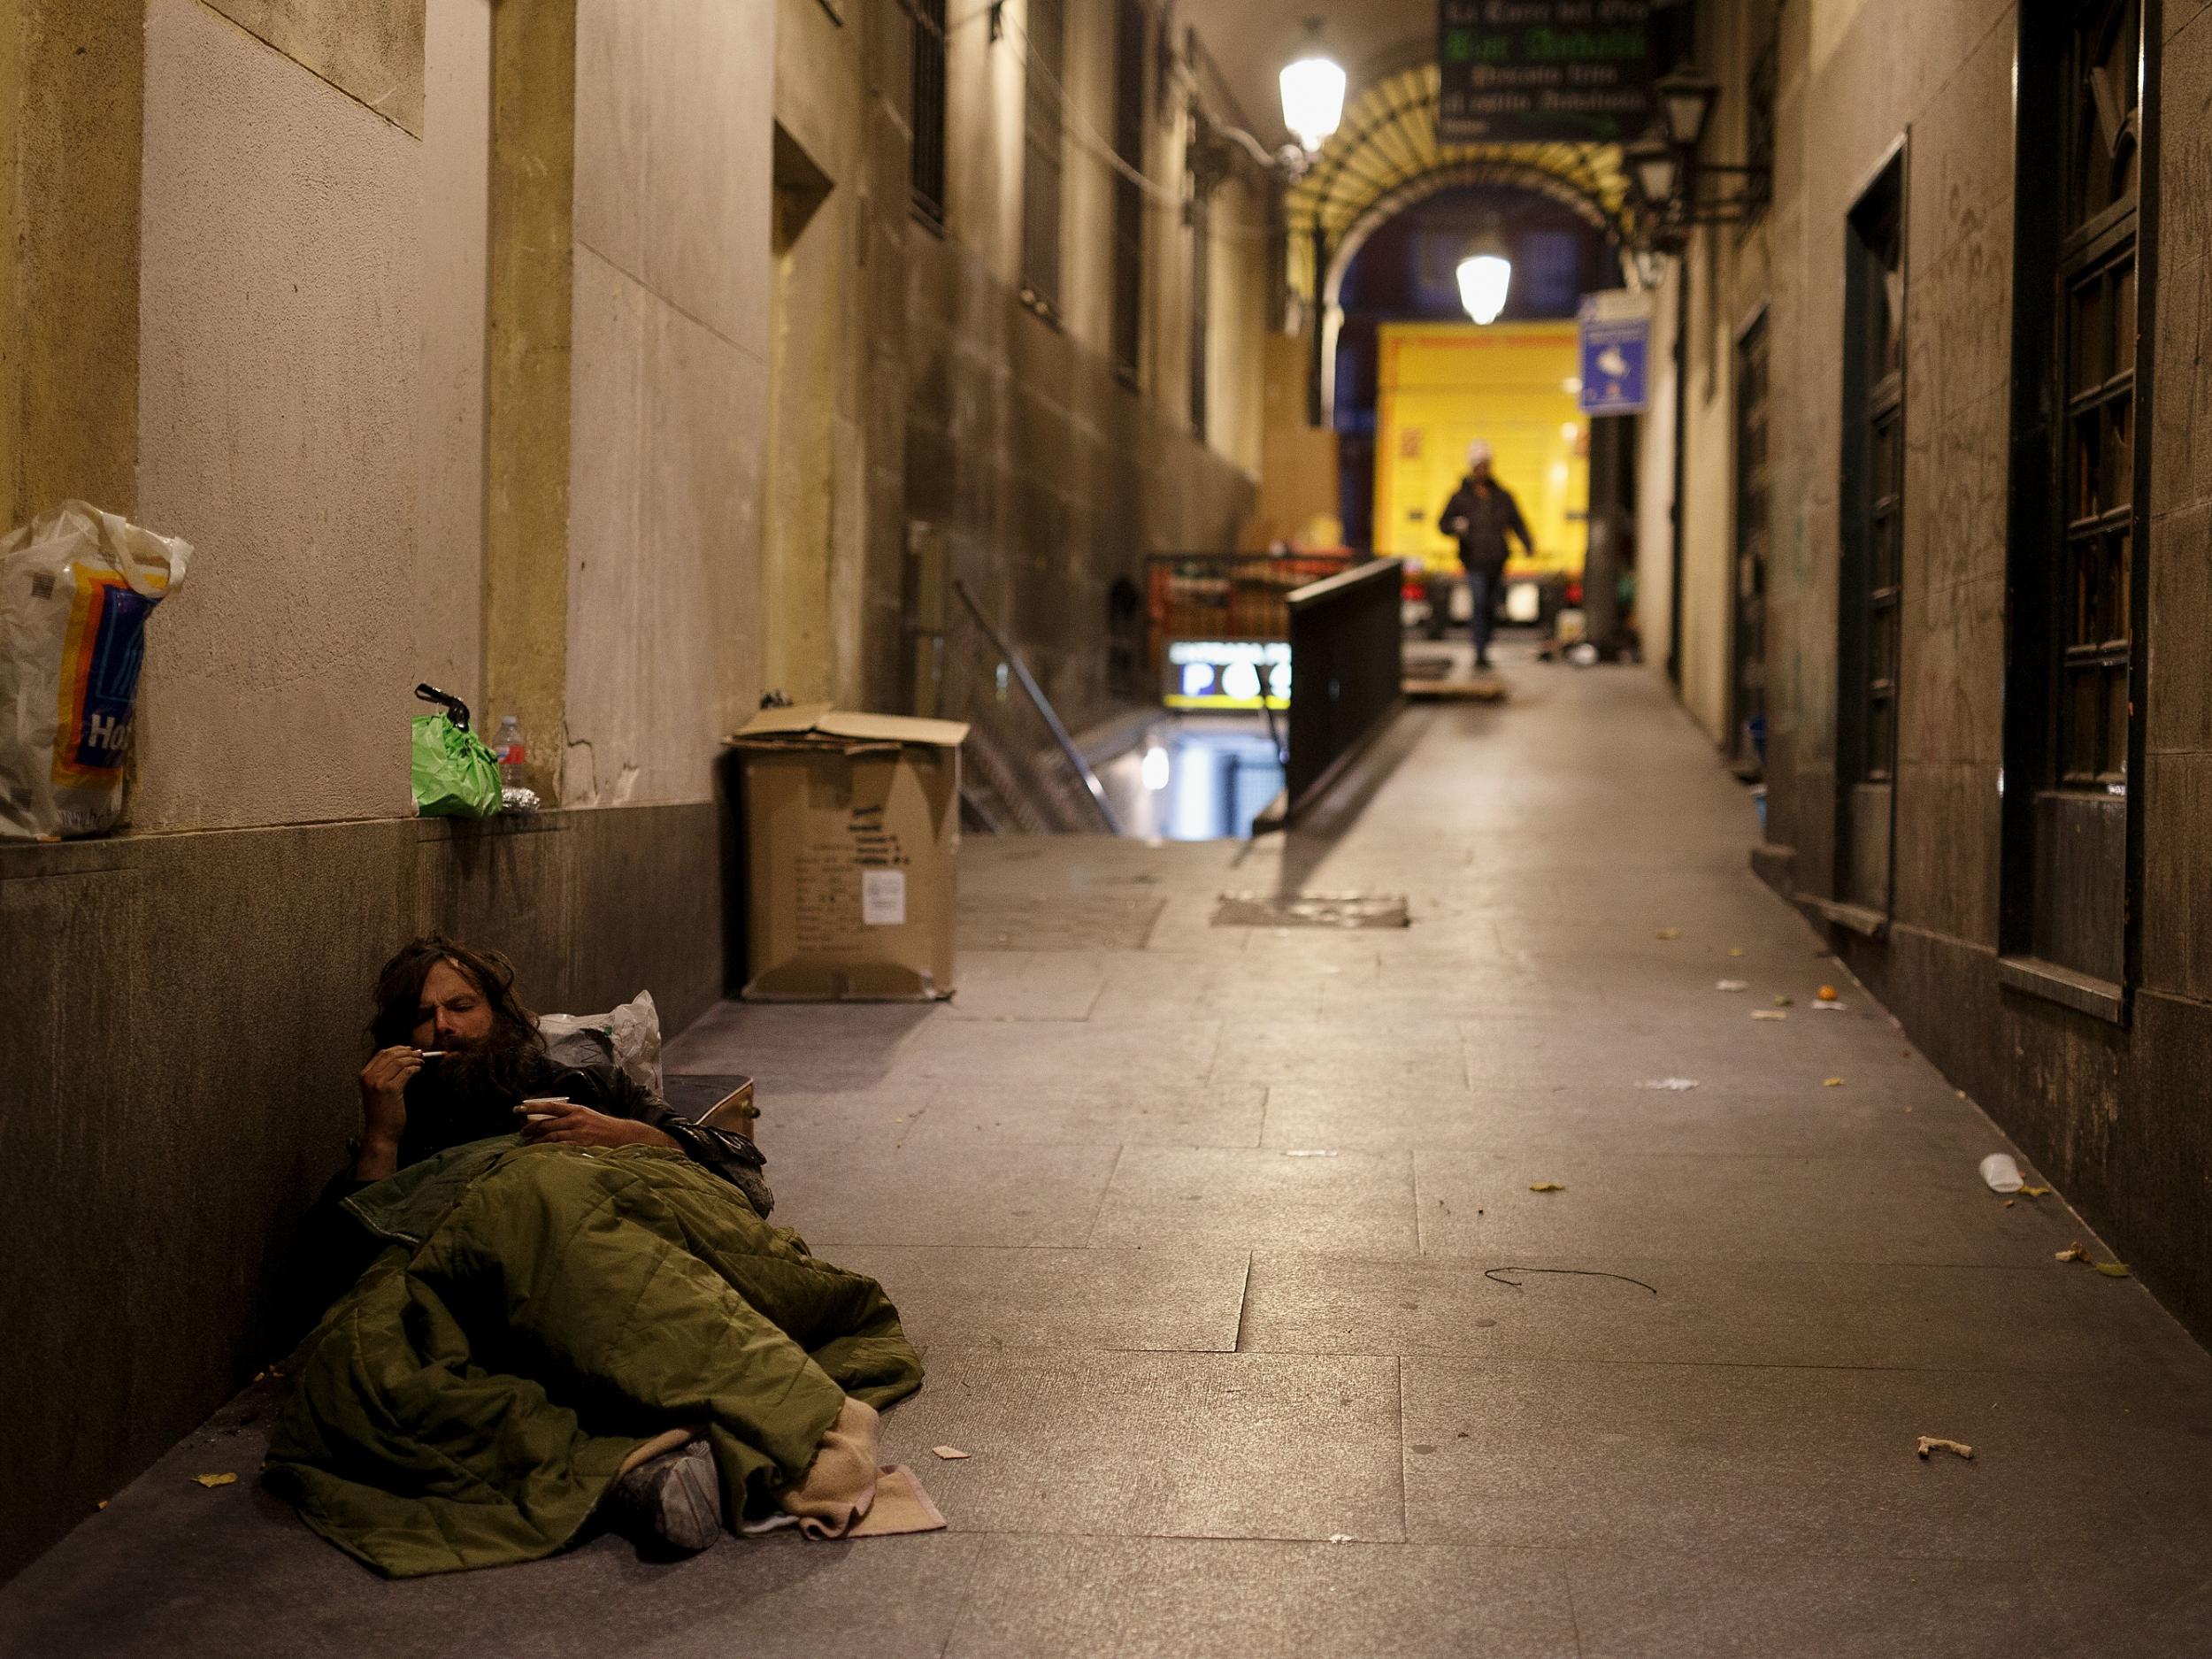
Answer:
[
  {"left": 2053, "top": 0, "right": 2140, "bottom": 789},
  {"left": 1021, "top": 0, "right": 1066, "bottom": 317},
  {"left": 1110, "top": 0, "right": 1146, "bottom": 384},
  {"left": 910, "top": 0, "right": 946, "bottom": 227}
]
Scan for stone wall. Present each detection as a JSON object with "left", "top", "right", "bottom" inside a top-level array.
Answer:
[{"left": 1712, "top": 0, "right": 2212, "bottom": 1343}]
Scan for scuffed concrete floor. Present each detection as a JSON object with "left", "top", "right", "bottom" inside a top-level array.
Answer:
[{"left": 10, "top": 649, "right": 2212, "bottom": 1656}]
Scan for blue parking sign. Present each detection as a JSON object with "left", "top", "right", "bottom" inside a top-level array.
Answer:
[{"left": 1578, "top": 293, "right": 1651, "bottom": 416}]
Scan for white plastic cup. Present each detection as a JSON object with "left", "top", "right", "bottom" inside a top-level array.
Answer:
[{"left": 1978, "top": 1152, "right": 2024, "bottom": 1194}]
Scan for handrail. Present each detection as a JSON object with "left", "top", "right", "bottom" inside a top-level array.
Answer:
[
  {"left": 1285, "top": 557, "right": 1400, "bottom": 611},
  {"left": 950, "top": 580, "right": 1122, "bottom": 835},
  {"left": 1266, "top": 556, "right": 1404, "bottom": 826}
]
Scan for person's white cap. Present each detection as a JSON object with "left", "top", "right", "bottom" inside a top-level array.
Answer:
[{"left": 1465, "top": 439, "right": 1493, "bottom": 468}]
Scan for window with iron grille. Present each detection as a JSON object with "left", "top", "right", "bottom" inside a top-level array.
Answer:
[
  {"left": 1021, "top": 0, "right": 1066, "bottom": 318},
  {"left": 1110, "top": 0, "right": 1146, "bottom": 384},
  {"left": 1835, "top": 152, "right": 1906, "bottom": 914},
  {"left": 909, "top": 0, "right": 946, "bottom": 227},
  {"left": 2052, "top": 1, "right": 2140, "bottom": 790},
  {"left": 1741, "top": 37, "right": 1777, "bottom": 226},
  {"left": 1187, "top": 111, "right": 1212, "bottom": 440},
  {"left": 1999, "top": 0, "right": 2149, "bottom": 1002}
]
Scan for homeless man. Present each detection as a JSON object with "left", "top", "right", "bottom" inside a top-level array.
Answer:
[{"left": 273, "top": 935, "right": 924, "bottom": 1573}]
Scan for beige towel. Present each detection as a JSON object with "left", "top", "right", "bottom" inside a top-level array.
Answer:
[{"left": 771, "top": 1398, "right": 947, "bottom": 1540}]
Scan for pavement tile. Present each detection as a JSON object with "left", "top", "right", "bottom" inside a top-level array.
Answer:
[
  {"left": 901, "top": 1017, "right": 1223, "bottom": 1087},
  {"left": 1263, "top": 1076, "right": 2000, "bottom": 1161},
  {"left": 947, "top": 1535, "right": 1578, "bottom": 1659},
  {"left": 1565, "top": 1550, "right": 2053, "bottom": 1659},
  {"left": 822, "top": 1246, "right": 1250, "bottom": 1352},
  {"left": 1401, "top": 1357, "right": 2212, "bottom": 1559},
  {"left": 1210, "top": 1019, "right": 1471, "bottom": 1091},
  {"left": 940, "top": 949, "right": 1108, "bottom": 1020},
  {"left": 1088, "top": 1145, "right": 1419, "bottom": 1256},
  {"left": 764, "top": 1078, "right": 1266, "bottom": 1149},
  {"left": 1238, "top": 1252, "right": 2210, "bottom": 1375},
  {"left": 770, "top": 1135, "right": 1122, "bottom": 1248},
  {"left": 875, "top": 1348, "right": 1407, "bottom": 1542},
  {"left": 1413, "top": 1149, "right": 2088, "bottom": 1265}
]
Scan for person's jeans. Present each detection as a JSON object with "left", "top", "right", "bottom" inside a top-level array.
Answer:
[{"left": 1465, "top": 568, "right": 1496, "bottom": 663}]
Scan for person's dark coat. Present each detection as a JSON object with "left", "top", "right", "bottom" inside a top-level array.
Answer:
[{"left": 1439, "top": 478, "right": 1532, "bottom": 578}]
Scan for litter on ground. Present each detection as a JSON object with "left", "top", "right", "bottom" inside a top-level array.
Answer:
[
  {"left": 1716, "top": 979, "right": 1748, "bottom": 992},
  {"left": 1655, "top": 928, "right": 1681, "bottom": 941},
  {"left": 1772, "top": 995, "right": 1794, "bottom": 1007},
  {"left": 192, "top": 1473, "right": 237, "bottom": 1489},
  {"left": 1753, "top": 1009, "right": 1787, "bottom": 1021},
  {"left": 1916, "top": 1436, "right": 1974, "bottom": 1461},
  {"left": 1728, "top": 947, "right": 1747, "bottom": 957},
  {"left": 1824, "top": 1077, "right": 1846, "bottom": 1087},
  {"left": 1817, "top": 985, "right": 1839, "bottom": 1002},
  {"left": 1528, "top": 1181, "right": 1566, "bottom": 1193},
  {"left": 1980, "top": 1153, "right": 2024, "bottom": 1194},
  {"left": 1640, "top": 1078, "right": 1700, "bottom": 1091},
  {"left": 931, "top": 1446, "right": 972, "bottom": 1461},
  {"left": 2055, "top": 1243, "right": 2087, "bottom": 1263},
  {"left": 2096, "top": 1262, "right": 2132, "bottom": 1278},
  {"left": 1813, "top": 1000, "right": 1847, "bottom": 1012}
]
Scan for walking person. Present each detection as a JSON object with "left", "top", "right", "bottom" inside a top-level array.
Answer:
[{"left": 1438, "top": 440, "right": 1533, "bottom": 670}]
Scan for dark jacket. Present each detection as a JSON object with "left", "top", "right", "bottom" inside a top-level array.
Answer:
[
  {"left": 1439, "top": 478, "right": 1532, "bottom": 578},
  {"left": 287, "top": 1051, "right": 772, "bottom": 1339}
]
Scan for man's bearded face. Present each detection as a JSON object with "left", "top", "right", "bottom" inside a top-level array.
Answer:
[{"left": 403, "top": 958, "right": 536, "bottom": 1133}]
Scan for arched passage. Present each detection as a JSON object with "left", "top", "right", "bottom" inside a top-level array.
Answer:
[{"left": 1283, "top": 65, "right": 1647, "bottom": 424}]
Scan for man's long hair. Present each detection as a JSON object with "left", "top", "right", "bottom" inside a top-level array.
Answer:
[
  {"left": 370, "top": 934, "right": 539, "bottom": 1048},
  {"left": 370, "top": 936, "right": 546, "bottom": 1118}
]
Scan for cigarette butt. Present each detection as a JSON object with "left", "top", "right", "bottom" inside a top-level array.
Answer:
[{"left": 418, "top": 1049, "right": 445, "bottom": 1058}]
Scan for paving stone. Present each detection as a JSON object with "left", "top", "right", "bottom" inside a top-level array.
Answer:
[
  {"left": 1088, "top": 1145, "right": 1419, "bottom": 1256},
  {"left": 824, "top": 1246, "right": 1250, "bottom": 1351},
  {"left": 1401, "top": 1357, "right": 2212, "bottom": 1559},
  {"left": 939, "top": 949, "right": 1109, "bottom": 1020},
  {"left": 1565, "top": 1550, "right": 2054, "bottom": 1659},
  {"left": 875, "top": 1348, "right": 1407, "bottom": 1542},
  {"left": 1239, "top": 1252, "right": 2211, "bottom": 1376},
  {"left": 948, "top": 1535, "right": 1577, "bottom": 1659},
  {"left": 1263, "top": 1075, "right": 1998, "bottom": 1161},
  {"left": 770, "top": 1135, "right": 1122, "bottom": 1248},
  {"left": 900, "top": 1016, "right": 1223, "bottom": 1087},
  {"left": 1414, "top": 1149, "right": 2088, "bottom": 1265}
]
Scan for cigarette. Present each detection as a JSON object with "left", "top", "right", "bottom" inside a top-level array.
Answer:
[{"left": 418, "top": 1049, "right": 445, "bottom": 1058}]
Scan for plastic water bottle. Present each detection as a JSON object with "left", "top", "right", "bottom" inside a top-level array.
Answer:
[{"left": 493, "top": 715, "right": 526, "bottom": 788}]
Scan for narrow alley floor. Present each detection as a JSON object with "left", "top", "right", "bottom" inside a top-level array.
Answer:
[{"left": 10, "top": 651, "right": 2212, "bottom": 1657}]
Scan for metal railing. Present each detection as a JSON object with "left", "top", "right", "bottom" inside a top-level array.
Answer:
[{"left": 1276, "top": 557, "right": 1404, "bottom": 820}]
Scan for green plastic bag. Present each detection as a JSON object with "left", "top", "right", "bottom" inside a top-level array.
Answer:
[{"left": 411, "top": 686, "right": 501, "bottom": 818}]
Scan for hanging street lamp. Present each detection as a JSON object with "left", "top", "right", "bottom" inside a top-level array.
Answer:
[
  {"left": 1455, "top": 225, "right": 1512, "bottom": 325},
  {"left": 1279, "top": 22, "right": 1346, "bottom": 154}
]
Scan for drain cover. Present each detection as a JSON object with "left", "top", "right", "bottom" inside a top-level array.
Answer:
[{"left": 1213, "top": 892, "right": 1410, "bottom": 929}]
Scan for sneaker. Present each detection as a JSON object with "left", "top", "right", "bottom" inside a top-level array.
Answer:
[{"left": 604, "top": 1438, "right": 722, "bottom": 1555}]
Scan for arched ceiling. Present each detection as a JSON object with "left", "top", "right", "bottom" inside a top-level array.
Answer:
[{"left": 1283, "top": 64, "right": 1638, "bottom": 305}]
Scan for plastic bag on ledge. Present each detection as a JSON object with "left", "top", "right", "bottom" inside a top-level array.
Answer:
[{"left": 0, "top": 501, "right": 193, "bottom": 840}]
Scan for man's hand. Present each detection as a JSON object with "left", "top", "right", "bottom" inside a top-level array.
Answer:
[
  {"left": 518, "top": 1100, "right": 679, "bottom": 1151},
  {"left": 356, "top": 1046, "right": 421, "bottom": 1180}
]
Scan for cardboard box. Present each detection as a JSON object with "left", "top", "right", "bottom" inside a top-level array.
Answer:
[{"left": 726, "top": 703, "right": 968, "bottom": 1001}]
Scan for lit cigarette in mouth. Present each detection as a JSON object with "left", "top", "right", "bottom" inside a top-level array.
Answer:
[{"left": 418, "top": 1049, "right": 445, "bottom": 1058}]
